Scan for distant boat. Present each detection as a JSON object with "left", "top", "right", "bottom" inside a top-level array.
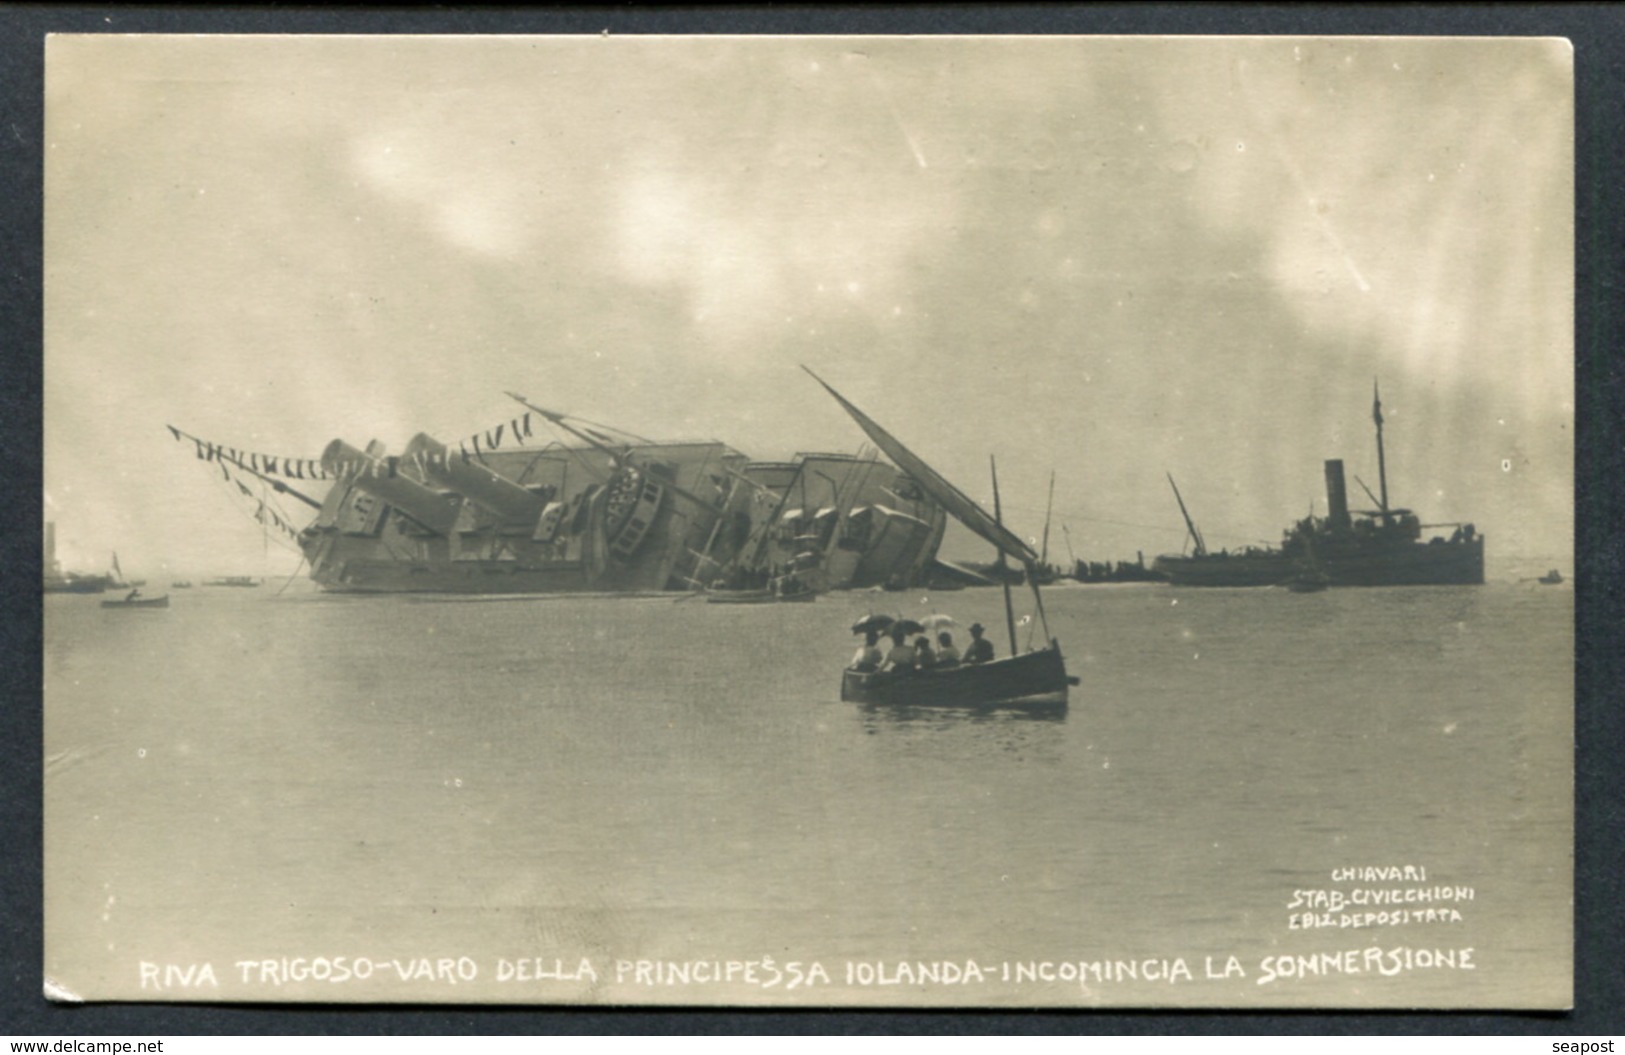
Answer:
[
  {"left": 43, "top": 574, "right": 111, "bottom": 595},
  {"left": 805, "top": 367, "right": 1076, "bottom": 712},
  {"left": 203, "top": 576, "right": 261, "bottom": 587},
  {"left": 101, "top": 590, "right": 169, "bottom": 610},
  {"left": 1071, "top": 551, "right": 1165, "bottom": 584},
  {"left": 171, "top": 581, "right": 193, "bottom": 589},
  {"left": 1538, "top": 569, "right": 1563, "bottom": 585},
  {"left": 1284, "top": 570, "right": 1331, "bottom": 593}
]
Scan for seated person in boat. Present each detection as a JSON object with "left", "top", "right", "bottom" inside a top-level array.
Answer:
[
  {"left": 934, "top": 631, "right": 960, "bottom": 668},
  {"left": 850, "top": 630, "right": 884, "bottom": 672},
  {"left": 963, "top": 622, "right": 995, "bottom": 665},
  {"left": 913, "top": 635, "right": 936, "bottom": 670},
  {"left": 879, "top": 627, "right": 916, "bottom": 673}
]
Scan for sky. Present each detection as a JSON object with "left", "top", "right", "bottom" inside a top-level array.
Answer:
[{"left": 43, "top": 35, "right": 1572, "bottom": 580}]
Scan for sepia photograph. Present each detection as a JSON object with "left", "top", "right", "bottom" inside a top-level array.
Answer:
[{"left": 41, "top": 33, "right": 1573, "bottom": 1009}]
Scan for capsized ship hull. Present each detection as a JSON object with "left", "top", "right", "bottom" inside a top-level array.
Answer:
[
  {"left": 286, "top": 426, "right": 945, "bottom": 596},
  {"left": 300, "top": 437, "right": 742, "bottom": 595},
  {"left": 694, "top": 452, "right": 947, "bottom": 593}
]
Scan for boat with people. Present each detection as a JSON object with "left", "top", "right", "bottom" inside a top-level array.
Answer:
[
  {"left": 805, "top": 367, "right": 1077, "bottom": 712},
  {"left": 1283, "top": 567, "right": 1331, "bottom": 593},
  {"left": 1153, "top": 383, "right": 1485, "bottom": 588},
  {"left": 843, "top": 644, "right": 1070, "bottom": 709},
  {"left": 100, "top": 590, "right": 170, "bottom": 610}
]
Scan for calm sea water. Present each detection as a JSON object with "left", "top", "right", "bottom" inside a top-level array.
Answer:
[{"left": 44, "top": 580, "right": 1572, "bottom": 1008}]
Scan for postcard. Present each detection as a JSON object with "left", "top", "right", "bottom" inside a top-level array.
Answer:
[{"left": 43, "top": 34, "right": 1572, "bottom": 1008}]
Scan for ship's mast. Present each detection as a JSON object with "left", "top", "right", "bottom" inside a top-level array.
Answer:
[
  {"left": 507, "top": 391, "right": 627, "bottom": 472},
  {"left": 506, "top": 391, "right": 712, "bottom": 510},
  {"left": 1373, "top": 379, "right": 1391, "bottom": 519},
  {"left": 991, "top": 456, "right": 1019, "bottom": 658},
  {"left": 217, "top": 451, "right": 324, "bottom": 510},
  {"left": 1039, "top": 469, "right": 1056, "bottom": 570},
  {"left": 749, "top": 461, "right": 805, "bottom": 572},
  {"left": 1166, "top": 473, "right": 1207, "bottom": 557}
]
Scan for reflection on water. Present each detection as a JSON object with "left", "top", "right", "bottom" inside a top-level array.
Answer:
[
  {"left": 43, "top": 583, "right": 1571, "bottom": 1008},
  {"left": 857, "top": 701, "right": 1068, "bottom": 730}
]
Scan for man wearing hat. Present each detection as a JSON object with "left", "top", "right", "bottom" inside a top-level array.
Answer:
[{"left": 963, "top": 622, "right": 995, "bottom": 665}]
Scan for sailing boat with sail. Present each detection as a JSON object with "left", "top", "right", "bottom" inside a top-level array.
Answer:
[{"left": 804, "top": 367, "right": 1077, "bottom": 710}]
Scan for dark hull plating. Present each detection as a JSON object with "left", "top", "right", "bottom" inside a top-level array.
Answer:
[
  {"left": 1155, "top": 536, "right": 1484, "bottom": 588},
  {"left": 296, "top": 437, "right": 945, "bottom": 596},
  {"left": 1152, "top": 552, "right": 1292, "bottom": 587}
]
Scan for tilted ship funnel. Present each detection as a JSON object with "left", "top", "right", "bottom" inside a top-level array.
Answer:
[
  {"left": 400, "top": 433, "right": 548, "bottom": 526},
  {"left": 320, "top": 439, "right": 464, "bottom": 536}
]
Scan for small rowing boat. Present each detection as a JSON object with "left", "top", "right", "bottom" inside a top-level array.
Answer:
[{"left": 101, "top": 591, "right": 170, "bottom": 610}]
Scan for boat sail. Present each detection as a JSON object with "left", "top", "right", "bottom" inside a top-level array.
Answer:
[{"left": 803, "top": 367, "right": 1076, "bottom": 710}]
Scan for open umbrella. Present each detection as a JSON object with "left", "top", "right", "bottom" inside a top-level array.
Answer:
[
  {"left": 920, "top": 613, "right": 957, "bottom": 630},
  {"left": 892, "top": 618, "right": 926, "bottom": 636},
  {"left": 851, "top": 613, "right": 895, "bottom": 635}
]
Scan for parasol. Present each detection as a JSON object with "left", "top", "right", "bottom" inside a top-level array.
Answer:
[{"left": 850, "top": 614, "right": 896, "bottom": 635}]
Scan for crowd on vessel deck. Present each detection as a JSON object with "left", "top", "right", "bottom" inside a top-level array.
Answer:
[{"left": 848, "top": 621, "right": 996, "bottom": 675}]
